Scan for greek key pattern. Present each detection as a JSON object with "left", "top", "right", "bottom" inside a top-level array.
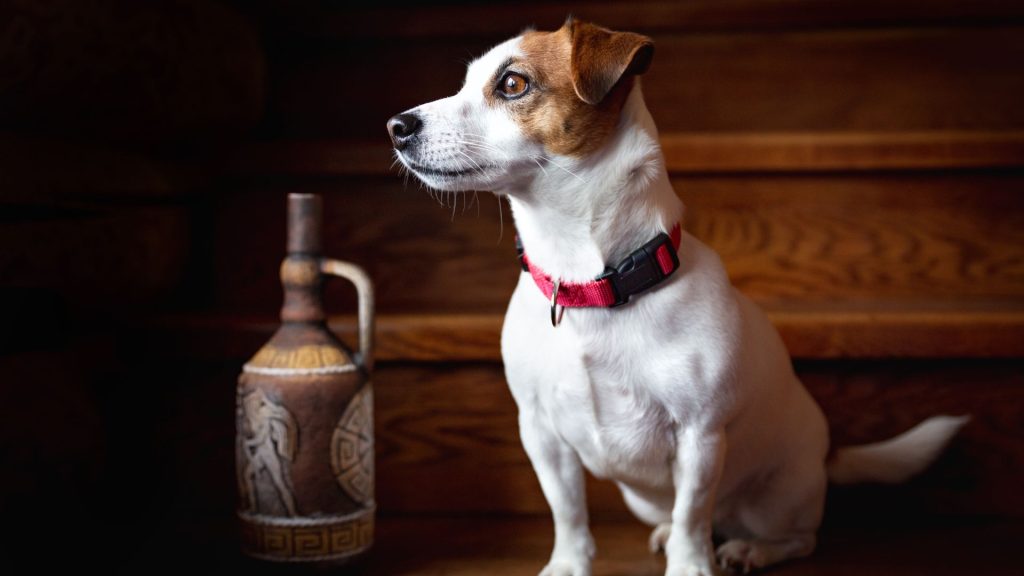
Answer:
[
  {"left": 239, "top": 509, "right": 374, "bottom": 561},
  {"left": 331, "top": 384, "right": 375, "bottom": 504}
]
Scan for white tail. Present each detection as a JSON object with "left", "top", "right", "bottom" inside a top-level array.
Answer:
[{"left": 826, "top": 415, "right": 970, "bottom": 485}]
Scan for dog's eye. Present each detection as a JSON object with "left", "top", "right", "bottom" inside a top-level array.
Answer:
[{"left": 498, "top": 73, "right": 529, "bottom": 99}]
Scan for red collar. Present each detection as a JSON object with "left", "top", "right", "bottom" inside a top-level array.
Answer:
[{"left": 516, "top": 223, "right": 682, "bottom": 309}]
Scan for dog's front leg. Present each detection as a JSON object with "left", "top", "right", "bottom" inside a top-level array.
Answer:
[
  {"left": 665, "top": 427, "right": 727, "bottom": 576},
  {"left": 520, "top": 410, "right": 594, "bottom": 576}
]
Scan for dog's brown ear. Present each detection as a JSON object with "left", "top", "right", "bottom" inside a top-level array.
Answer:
[{"left": 567, "top": 19, "right": 654, "bottom": 105}]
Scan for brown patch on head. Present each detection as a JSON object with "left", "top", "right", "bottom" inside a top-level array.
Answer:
[{"left": 495, "top": 20, "right": 653, "bottom": 158}]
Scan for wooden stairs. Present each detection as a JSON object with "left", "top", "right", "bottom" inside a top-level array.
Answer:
[{"left": 2, "top": 0, "right": 1022, "bottom": 571}]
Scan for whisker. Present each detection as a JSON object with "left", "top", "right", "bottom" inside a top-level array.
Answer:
[
  {"left": 497, "top": 194, "right": 504, "bottom": 242},
  {"left": 460, "top": 140, "right": 507, "bottom": 156},
  {"left": 543, "top": 156, "right": 587, "bottom": 183},
  {"left": 456, "top": 150, "right": 485, "bottom": 173},
  {"left": 461, "top": 136, "right": 507, "bottom": 153},
  {"left": 529, "top": 155, "right": 550, "bottom": 177}
]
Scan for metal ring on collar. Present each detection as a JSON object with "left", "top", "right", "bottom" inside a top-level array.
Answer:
[{"left": 550, "top": 278, "right": 564, "bottom": 327}]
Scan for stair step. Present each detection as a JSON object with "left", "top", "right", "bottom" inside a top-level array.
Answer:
[
  {"left": 209, "top": 171, "right": 1024, "bottom": 323},
  {"left": 262, "top": 25, "right": 1024, "bottom": 139},
  {"left": 139, "top": 356, "right": 1023, "bottom": 519}
]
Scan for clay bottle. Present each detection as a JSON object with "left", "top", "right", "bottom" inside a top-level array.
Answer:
[{"left": 236, "top": 193, "right": 375, "bottom": 563}]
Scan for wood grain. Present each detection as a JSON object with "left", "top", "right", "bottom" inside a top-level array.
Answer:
[
  {"left": 679, "top": 173, "right": 1024, "bottom": 307},
  {"left": 109, "top": 354, "right": 1024, "bottom": 557},
  {"left": 0, "top": 204, "right": 189, "bottom": 308},
  {"left": 209, "top": 173, "right": 1024, "bottom": 320},
  {"left": 645, "top": 27, "right": 1024, "bottom": 134},
  {"left": 0, "top": 0, "right": 263, "bottom": 143},
  {"left": 266, "top": 26, "right": 1024, "bottom": 138},
  {"left": 369, "top": 360, "right": 1024, "bottom": 517},
  {"left": 226, "top": 131, "right": 1024, "bottom": 177},
  {"left": 0, "top": 135, "right": 187, "bottom": 204},
  {"left": 58, "top": 350, "right": 1024, "bottom": 565},
  {"left": 210, "top": 177, "right": 520, "bottom": 315},
  {"left": 11, "top": 3, "right": 1024, "bottom": 565}
]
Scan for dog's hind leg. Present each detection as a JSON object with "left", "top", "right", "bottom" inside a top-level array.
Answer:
[{"left": 716, "top": 460, "right": 826, "bottom": 573}]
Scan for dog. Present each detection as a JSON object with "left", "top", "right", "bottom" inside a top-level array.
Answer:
[{"left": 387, "top": 19, "right": 967, "bottom": 576}]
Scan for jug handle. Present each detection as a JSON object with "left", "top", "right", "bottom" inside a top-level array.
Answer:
[{"left": 320, "top": 259, "right": 375, "bottom": 373}]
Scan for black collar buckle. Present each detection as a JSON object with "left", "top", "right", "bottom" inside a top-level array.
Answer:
[{"left": 598, "top": 232, "right": 680, "bottom": 307}]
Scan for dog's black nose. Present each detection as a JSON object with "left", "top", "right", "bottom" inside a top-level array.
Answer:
[{"left": 387, "top": 113, "right": 422, "bottom": 150}]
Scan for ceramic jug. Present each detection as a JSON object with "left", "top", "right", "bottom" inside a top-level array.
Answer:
[{"left": 236, "top": 193, "right": 374, "bottom": 564}]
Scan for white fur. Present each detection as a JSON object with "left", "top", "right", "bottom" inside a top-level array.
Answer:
[
  {"left": 394, "top": 34, "right": 966, "bottom": 576},
  {"left": 827, "top": 415, "right": 969, "bottom": 485}
]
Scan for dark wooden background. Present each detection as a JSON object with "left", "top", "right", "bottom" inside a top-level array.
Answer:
[{"left": 2, "top": 0, "right": 1023, "bottom": 568}]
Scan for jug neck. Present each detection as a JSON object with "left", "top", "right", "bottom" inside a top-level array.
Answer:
[{"left": 280, "top": 255, "right": 327, "bottom": 324}]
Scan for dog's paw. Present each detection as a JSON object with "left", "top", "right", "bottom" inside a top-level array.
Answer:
[
  {"left": 648, "top": 523, "right": 672, "bottom": 554},
  {"left": 715, "top": 540, "right": 765, "bottom": 574},
  {"left": 539, "top": 558, "right": 591, "bottom": 576}
]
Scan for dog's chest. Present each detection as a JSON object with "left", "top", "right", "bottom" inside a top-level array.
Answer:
[{"left": 543, "top": 356, "right": 676, "bottom": 486}]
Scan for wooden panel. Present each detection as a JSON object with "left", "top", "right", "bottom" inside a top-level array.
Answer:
[
  {"left": 680, "top": 173, "right": 1024, "bottom": 307},
  {"left": 0, "top": 135, "right": 185, "bottom": 204},
  {"left": 0, "top": 0, "right": 264, "bottom": 143},
  {"left": 149, "top": 358, "right": 1018, "bottom": 520},
  {"left": 211, "top": 173, "right": 1024, "bottom": 314},
  {"left": 95, "top": 354, "right": 1024, "bottom": 563},
  {"left": 0, "top": 204, "right": 190, "bottom": 308},
  {"left": 372, "top": 360, "right": 1024, "bottom": 516},
  {"left": 374, "top": 363, "right": 543, "bottom": 515},
  {"left": 266, "top": 26, "right": 1024, "bottom": 139},
  {"left": 645, "top": 27, "right": 1024, "bottom": 133},
  {"left": 211, "top": 177, "right": 519, "bottom": 315},
  {"left": 226, "top": 131, "right": 1024, "bottom": 178}
]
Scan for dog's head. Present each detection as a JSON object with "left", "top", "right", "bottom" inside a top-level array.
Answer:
[{"left": 388, "top": 19, "right": 654, "bottom": 193}]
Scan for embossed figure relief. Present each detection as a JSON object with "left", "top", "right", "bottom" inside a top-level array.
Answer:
[
  {"left": 238, "top": 388, "right": 299, "bottom": 516},
  {"left": 331, "top": 385, "right": 375, "bottom": 505}
]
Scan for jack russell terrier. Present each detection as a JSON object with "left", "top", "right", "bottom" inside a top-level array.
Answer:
[{"left": 387, "top": 19, "right": 967, "bottom": 576}]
